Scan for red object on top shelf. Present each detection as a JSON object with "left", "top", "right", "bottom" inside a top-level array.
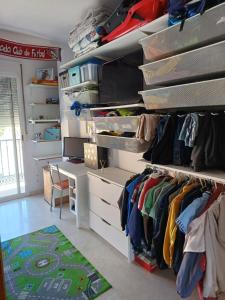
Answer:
[{"left": 102, "top": 0, "right": 167, "bottom": 43}]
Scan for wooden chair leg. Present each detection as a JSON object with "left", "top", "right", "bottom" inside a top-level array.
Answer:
[
  {"left": 0, "top": 238, "right": 6, "bottom": 300},
  {"left": 50, "top": 187, "right": 54, "bottom": 212},
  {"left": 60, "top": 190, "right": 63, "bottom": 219}
]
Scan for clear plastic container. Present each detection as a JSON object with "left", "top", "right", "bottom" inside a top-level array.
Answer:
[{"left": 80, "top": 63, "right": 99, "bottom": 82}]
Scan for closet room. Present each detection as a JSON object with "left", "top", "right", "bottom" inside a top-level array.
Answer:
[{"left": 0, "top": 1, "right": 225, "bottom": 300}]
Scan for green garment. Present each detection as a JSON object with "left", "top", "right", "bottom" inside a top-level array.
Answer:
[
  {"left": 142, "top": 180, "right": 168, "bottom": 216},
  {"left": 150, "top": 182, "right": 175, "bottom": 219}
]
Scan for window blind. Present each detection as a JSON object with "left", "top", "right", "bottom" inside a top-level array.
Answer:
[{"left": 0, "top": 76, "right": 20, "bottom": 128}]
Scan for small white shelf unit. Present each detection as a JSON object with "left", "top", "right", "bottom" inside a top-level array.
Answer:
[
  {"left": 33, "top": 154, "right": 62, "bottom": 161},
  {"left": 32, "top": 139, "right": 61, "bottom": 143},
  {"left": 60, "top": 15, "right": 168, "bottom": 70},
  {"left": 28, "top": 119, "right": 60, "bottom": 124},
  {"left": 30, "top": 103, "right": 59, "bottom": 106},
  {"left": 29, "top": 83, "right": 59, "bottom": 89}
]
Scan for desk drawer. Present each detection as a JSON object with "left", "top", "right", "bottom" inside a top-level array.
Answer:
[
  {"left": 88, "top": 174, "right": 123, "bottom": 208},
  {"left": 89, "top": 211, "right": 128, "bottom": 257},
  {"left": 89, "top": 194, "right": 121, "bottom": 231}
]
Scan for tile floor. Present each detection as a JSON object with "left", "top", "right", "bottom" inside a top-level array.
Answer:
[{"left": 0, "top": 195, "right": 198, "bottom": 300}]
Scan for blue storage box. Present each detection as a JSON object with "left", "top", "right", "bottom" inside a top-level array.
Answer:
[
  {"left": 68, "top": 66, "right": 81, "bottom": 86},
  {"left": 43, "top": 128, "right": 61, "bottom": 141}
]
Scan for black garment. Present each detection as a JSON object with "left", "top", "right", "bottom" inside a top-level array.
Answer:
[
  {"left": 172, "top": 187, "right": 202, "bottom": 274},
  {"left": 118, "top": 174, "right": 139, "bottom": 231},
  {"left": 143, "top": 215, "right": 154, "bottom": 250},
  {"left": 143, "top": 115, "right": 177, "bottom": 164},
  {"left": 173, "top": 115, "right": 192, "bottom": 166},
  {"left": 152, "top": 183, "right": 184, "bottom": 269},
  {"left": 191, "top": 114, "right": 210, "bottom": 172},
  {"left": 205, "top": 113, "right": 225, "bottom": 170}
]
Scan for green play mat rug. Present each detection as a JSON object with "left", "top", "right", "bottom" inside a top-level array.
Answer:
[{"left": 2, "top": 225, "right": 112, "bottom": 300}]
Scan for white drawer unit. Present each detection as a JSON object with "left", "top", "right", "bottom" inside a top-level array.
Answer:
[
  {"left": 139, "top": 41, "right": 225, "bottom": 87},
  {"left": 89, "top": 211, "right": 129, "bottom": 257},
  {"left": 88, "top": 167, "right": 134, "bottom": 258},
  {"left": 89, "top": 174, "right": 123, "bottom": 208},
  {"left": 139, "top": 3, "right": 225, "bottom": 62},
  {"left": 89, "top": 194, "right": 121, "bottom": 231}
]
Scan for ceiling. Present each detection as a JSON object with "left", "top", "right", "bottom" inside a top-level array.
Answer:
[{"left": 0, "top": 0, "right": 120, "bottom": 45}]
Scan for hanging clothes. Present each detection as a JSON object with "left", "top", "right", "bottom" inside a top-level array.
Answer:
[{"left": 177, "top": 193, "right": 225, "bottom": 298}]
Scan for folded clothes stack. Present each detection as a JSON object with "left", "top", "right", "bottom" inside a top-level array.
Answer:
[{"left": 68, "top": 7, "right": 112, "bottom": 58}]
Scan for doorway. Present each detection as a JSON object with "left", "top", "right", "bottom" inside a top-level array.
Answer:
[{"left": 0, "top": 61, "right": 26, "bottom": 200}]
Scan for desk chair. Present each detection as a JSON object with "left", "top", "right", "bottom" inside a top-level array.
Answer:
[
  {"left": 48, "top": 163, "right": 69, "bottom": 219},
  {"left": 0, "top": 236, "right": 6, "bottom": 300}
]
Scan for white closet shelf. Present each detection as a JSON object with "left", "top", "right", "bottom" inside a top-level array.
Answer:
[
  {"left": 90, "top": 103, "right": 145, "bottom": 111},
  {"left": 31, "top": 139, "right": 61, "bottom": 143},
  {"left": 28, "top": 119, "right": 60, "bottom": 124},
  {"left": 61, "top": 81, "right": 98, "bottom": 93},
  {"left": 60, "top": 15, "right": 168, "bottom": 70},
  {"left": 139, "top": 159, "right": 225, "bottom": 184},
  {"left": 33, "top": 154, "right": 62, "bottom": 161},
  {"left": 29, "top": 83, "right": 58, "bottom": 88}
]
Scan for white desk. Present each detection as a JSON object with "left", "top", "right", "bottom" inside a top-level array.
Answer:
[{"left": 52, "top": 161, "right": 92, "bottom": 228}]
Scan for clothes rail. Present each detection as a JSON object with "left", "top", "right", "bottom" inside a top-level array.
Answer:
[{"left": 139, "top": 160, "right": 225, "bottom": 185}]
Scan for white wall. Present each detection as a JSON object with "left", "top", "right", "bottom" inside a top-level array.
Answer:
[{"left": 0, "top": 29, "right": 63, "bottom": 194}]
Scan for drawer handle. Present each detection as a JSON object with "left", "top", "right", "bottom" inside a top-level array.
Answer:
[
  {"left": 101, "top": 218, "right": 111, "bottom": 226},
  {"left": 100, "top": 198, "right": 111, "bottom": 206},
  {"left": 100, "top": 178, "right": 111, "bottom": 184}
]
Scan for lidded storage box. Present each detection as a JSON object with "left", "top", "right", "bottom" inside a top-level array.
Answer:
[{"left": 68, "top": 66, "right": 81, "bottom": 86}]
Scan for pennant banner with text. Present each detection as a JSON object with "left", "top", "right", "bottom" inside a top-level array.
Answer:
[{"left": 0, "top": 38, "right": 61, "bottom": 61}]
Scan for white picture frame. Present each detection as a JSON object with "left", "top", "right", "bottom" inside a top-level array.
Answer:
[{"left": 35, "top": 68, "right": 54, "bottom": 80}]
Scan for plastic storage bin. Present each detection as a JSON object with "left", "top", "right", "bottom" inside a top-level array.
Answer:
[
  {"left": 139, "top": 2, "right": 225, "bottom": 62},
  {"left": 94, "top": 116, "right": 139, "bottom": 132},
  {"left": 80, "top": 63, "right": 98, "bottom": 82},
  {"left": 139, "top": 78, "right": 225, "bottom": 110},
  {"left": 75, "top": 90, "right": 98, "bottom": 104},
  {"left": 68, "top": 66, "right": 81, "bottom": 86},
  {"left": 95, "top": 134, "right": 149, "bottom": 153},
  {"left": 139, "top": 41, "right": 225, "bottom": 86}
]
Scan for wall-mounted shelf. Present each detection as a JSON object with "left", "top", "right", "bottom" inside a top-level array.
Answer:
[
  {"left": 139, "top": 159, "right": 225, "bottom": 184},
  {"left": 33, "top": 154, "right": 62, "bottom": 161},
  {"left": 61, "top": 81, "right": 98, "bottom": 93},
  {"left": 60, "top": 15, "right": 168, "bottom": 70},
  {"left": 30, "top": 103, "right": 59, "bottom": 106},
  {"left": 29, "top": 83, "right": 58, "bottom": 89},
  {"left": 32, "top": 139, "right": 61, "bottom": 143},
  {"left": 28, "top": 119, "right": 60, "bottom": 124}
]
